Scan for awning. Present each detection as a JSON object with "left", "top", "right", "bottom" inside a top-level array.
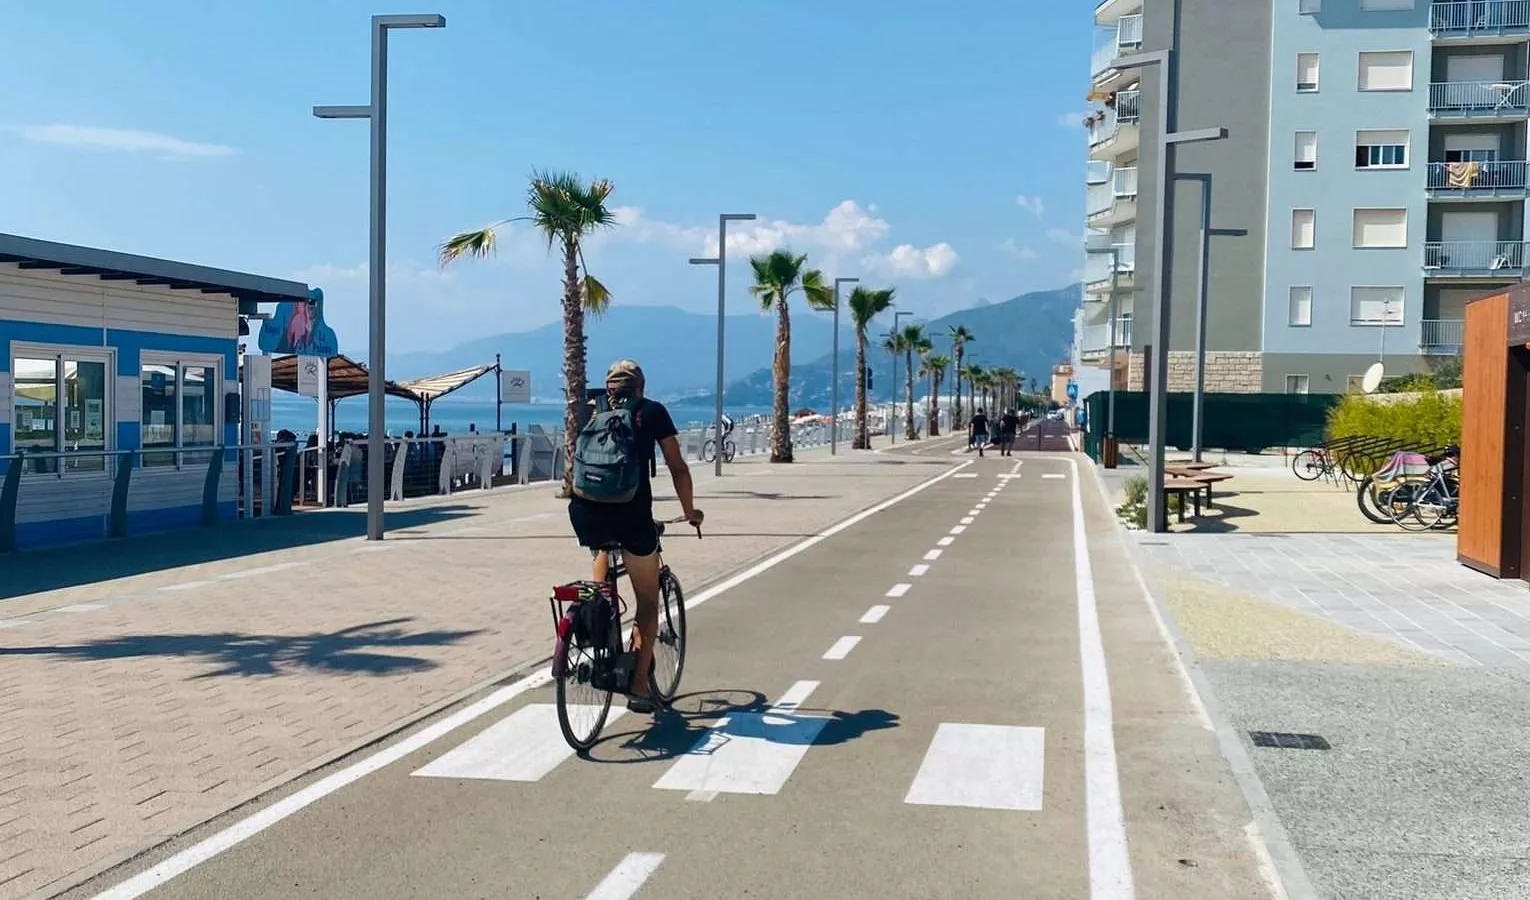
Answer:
[
  {"left": 268, "top": 354, "right": 421, "bottom": 403},
  {"left": 397, "top": 364, "right": 495, "bottom": 403}
]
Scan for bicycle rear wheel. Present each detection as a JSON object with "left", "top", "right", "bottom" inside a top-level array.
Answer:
[
  {"left": 1293, "top": 450, "right": 1324, "bottom": 481},
  {"left": 555, "top": 638, "right": 613, "bottom": 751},
  {"left": 723, "top": 440, "right": 737, "bottom": 463},
  {"left": 701, "top": 440, "right": 718, "bottom": 463},
  {"left": 650, "top": 569, "right": 687, "bottom": 703}
]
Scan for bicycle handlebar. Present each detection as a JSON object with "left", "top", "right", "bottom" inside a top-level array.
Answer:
[{"left": 658, "top": 514, "right": 703, "bottom": 539}]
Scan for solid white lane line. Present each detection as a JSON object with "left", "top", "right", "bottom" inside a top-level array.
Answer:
[
  {"left": 585, "top": 852, "right": 666, "bottom": 900},
  {"left": 909, "top": 564, "right": 930, "bottom": 577},
  {"left": 823, "top": 636, "right": 862, "bottom": 660},
  {"left": 90, "top": 462, "right": 976, "bottom": 900},
  {"left": 160, "top": 580, "right": 212, "bottom": 593},
  {"left": 652, "top": 681, "right": 826, "bottom": 795},
  {"left": 1066, "top": 457, "right": 1136, "bottom": 898},
  {"left": 217, "top": 561, "right": 310, "bottom": 581},
  {"left": 886, "top": 583, "right": 912, "bottom": 598},
  {"left": 904, "top": 723, "right": 1046, "bottom": 811},
  {"left": 960, "top": 516, "right": 975, "bottom": 525},
  {"left": 860, "top": 605, "right": 890, "bottom": 624},
  {"left": 1043, "top": 473, "right": 1066, "bottom": 480},
  {"left": 954, "top": 473, "right": 979, "bottom": 479},
  {"left": 949, "top": 525, "right": 967, "bottom": 535},
  {"left": 411, "top": 704, "right": 625, "bottom": 783},
  {"left": 55, "top": 603, "right": 107, "bottom": 613},
  {"left": 923, "top": 549, "right": 943, "bottom": 561},
  {"left": 937, "top": 536, "right": 955, "bottom": 546}
]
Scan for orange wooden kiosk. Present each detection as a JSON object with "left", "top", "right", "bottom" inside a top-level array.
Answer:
[{"left": 1460, "top": 285, "right": 1530, "bottom": 581}]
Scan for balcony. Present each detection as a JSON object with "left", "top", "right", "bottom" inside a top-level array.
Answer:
[
  {"left": 1083, "top": 244, "right": 1135, "bottom": 289},
  {"left": 1087, "top": 167, "right": 1138, "bottom": 228},
  {"left": 1426, "top": 159, "right": 1529, "bottom": 197},
  {"left": 1428, "top": 81, "right": 1530, "bottom": 119},
  {"left": 1430, "top": 1, "right": 1530, "bottom": 39},
  {"left": 1095, "top": 0, "right": 1144, "bottom": 26},
  {"left": 1420, "top": 318, "right": 1466, "bottom": 354},
  {"left": 1423, "top": 239, "right": 1530, "bottom": 276},
  {"left": 1087, "top": 90, "right": 1141, "bottom": 159},
  {"left": 1079, "top": 318, "right": 1133, "bottom": 361},
  {"left": 1091, "top": 14, "right": 1144, "bottom": 80}
]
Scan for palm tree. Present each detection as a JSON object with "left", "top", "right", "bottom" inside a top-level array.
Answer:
[
  {"left": 440, "top": 169, "right": 615, "bottom": 495},
  {"left": 948, "top": 325, "right": 975, "bottom": 429},
  {"left": 965, "top": 363, "right": 988, "bottom": 417},
  {"left": 922, "top": 354, "right": 949, "bottom": 437},
  {"left": 884, "top": 324, "right": 931, "bottom": 440},
  {"left": 847, "top": 286, "right": 895, "bottom": 450},
  {"left": 749, "top": 250, "right": 833, "bottom": 462},
  {"left": 995, "top": 367, "right": 1020, "bottom": 411}
]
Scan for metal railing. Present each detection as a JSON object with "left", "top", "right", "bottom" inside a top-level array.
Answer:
[
  {"left": 1090, "top": 13, "right": 1144, "bottom": 76},
  {"left": 1087, "top": 181, "right": 1114, "bottom": 217},
  {"left": 1087, "top": 159, "right": 1111, "bottom": 185},
  {"left": 1420, "top": 318, "right": 1466, "bottom": 352},
  {"left": 1083, "top": 246, "right": 1135, "bottom": 286},
  {"left": 1424, "top": 239, "right": 1530, "bottom": 272},
  {"left": 1079, "top": 318, "right": 1134, "bottom": 355},
  {"left": 1430, "top": 1, "right": 1530, "bottom": 35},
  {"left": 1087, "top": 90, "right": 1142, "bottom": 148},
  {"left": 1428, "top": 80, "right": 1530, "bottom": 114},
  {"left": 1426, "top": 159, "right": 1528, "bottom": 192},
  {"left": 1113, "top": 166, "right": 1139, "bottom": 197}
]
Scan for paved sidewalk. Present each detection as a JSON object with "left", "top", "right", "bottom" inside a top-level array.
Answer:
[{"left": 0, "top": 444, "right": 956, "bottom": 899}]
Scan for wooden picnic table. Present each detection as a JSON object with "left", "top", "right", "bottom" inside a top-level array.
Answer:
[
  {"left": 1162, "top": 477, "right": 1208, "bottom": 524},
  {"left": 1175, "top": 461, "right": 1218, "bottom": 471},
  {"left": 1166, "top": 466, "right": 1234, "bottom": 507}
]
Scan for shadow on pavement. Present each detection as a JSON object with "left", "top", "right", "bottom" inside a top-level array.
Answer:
[
  {"left": 585, "top": 687, "right": 901, "bottom": 764},
  {"left": 0, "top": 616, "right": 485, "bottom": 678},
  {"left": 0, "top": 505, "right": 478, "bottom": 601}
]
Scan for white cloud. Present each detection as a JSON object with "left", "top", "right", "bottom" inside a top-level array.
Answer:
[
  {"left": 1047, "top": 227, "right": 1082, "bottom": 245},
  {"left": 16, "top": 124, "right": 235, "bottom": 160},
  {"left": 1001, "top": 239, "right": 1040, "bottom": 260},
  {"left": 863, "top": 242, "right": 959, "bottom": 279},
  {"left": 1015, "top": 195, "right": 1046, "bottom": 217}
]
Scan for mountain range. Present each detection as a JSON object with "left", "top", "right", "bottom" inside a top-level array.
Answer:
[{"left": 390, "top": 283, "right": 1081, "bottom": 406}]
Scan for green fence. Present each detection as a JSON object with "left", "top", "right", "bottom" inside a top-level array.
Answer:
[{"left": 1081, "top": 391, "right": 1341, "bottom": 460}]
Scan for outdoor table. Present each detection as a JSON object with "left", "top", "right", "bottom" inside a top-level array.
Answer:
[
  {"left": 1166, "top": 467, "right": 1233, "bottom": 508},
  {"left": 1162, "top": 477, "right": 1208, "bottom": 525}
]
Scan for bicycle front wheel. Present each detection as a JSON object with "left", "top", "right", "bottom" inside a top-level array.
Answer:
[
  {"left": 723, "top": 440, "right": 737, "bottom": 463},
  {"left": 701, "top": 440, "right": 717, "bottom": 463},
  {"left": 555, "top": 640, "right": 613, "bottom": 752},
  {"left": 650, "top": 569, "right": 688, "bottom": 704},
  {"left": 1292, "top": 450, "right": 1324, "bottom": 481}
]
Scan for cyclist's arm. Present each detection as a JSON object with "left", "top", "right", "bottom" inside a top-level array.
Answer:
[{"left": 659, "top": 435, "right": 699, "bottom": 522}]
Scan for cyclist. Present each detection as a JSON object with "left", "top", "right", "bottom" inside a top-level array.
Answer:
[
  {"left": 568, "top": 360, "right": 703, "bottom": 713},
  {"left": 720, "top": 411, "right": 735, "bottom": 441}
]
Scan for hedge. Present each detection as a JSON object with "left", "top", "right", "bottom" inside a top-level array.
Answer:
[{"left": 1325, "top": 389, "right": 1462, "bottom": 449}]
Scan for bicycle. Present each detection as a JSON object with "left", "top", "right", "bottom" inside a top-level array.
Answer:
[
  {"left": 701, "top": 436, "right": 737, "bottom": 464},
  {"left": 549, "top": 514, "right": 698, "bottom": 751}
]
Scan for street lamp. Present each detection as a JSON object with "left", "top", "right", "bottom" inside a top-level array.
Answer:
[
  {"left": 830, "top": 276, "right": 859, "bottom": 455},
  {"left": 689, "top": 213, "right": 757, "bottom": 478},
  {"left": 889, "top": 310, "right": 912, "bottom": 443},
  {"left": 1111, "top": 48, "right": 1228, "bottom": 532},
  {"left": 314, "top": 12, "right": 445, "bottom": 542}
]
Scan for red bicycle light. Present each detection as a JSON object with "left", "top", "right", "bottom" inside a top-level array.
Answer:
[
  {"left": 555, "top": 616, "right": 572, "bottom": 639},
  {"left": 552, "top": 585, "right": 581, "bottom": 603}
]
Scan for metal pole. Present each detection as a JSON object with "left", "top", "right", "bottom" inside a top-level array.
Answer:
[
  {"left": 1144, "top": 58, "right": 1175, "bottom": 534},
  {"left": 365, "top": 21, "right": 388, "bottom": 542},
  {"left": 1192, "top": 175, "right": 1210, "bottom": 463},
  {"left": 830, "top": 277, "right": 858, "bottom": 455},
  {"left": 1106, "top": 247, "right": 1120, "bottom": 437},
  {"left": 713, "top": 215, "right": 728, "bottom": 479},
  {"left": 495, "top": 352, "right": 502, "bottom": 433}
]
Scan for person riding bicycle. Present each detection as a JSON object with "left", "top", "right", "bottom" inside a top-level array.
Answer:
[
  {"left": 568, "top": 360, "right": 703, "bottom": 714},
  {"left": 720, "top": 411, "right": 735, "bottom": 441}
]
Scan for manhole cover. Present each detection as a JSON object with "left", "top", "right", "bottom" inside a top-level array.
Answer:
[{"left": 1250, "top": 731, "right": 1330, "bottom": 750}]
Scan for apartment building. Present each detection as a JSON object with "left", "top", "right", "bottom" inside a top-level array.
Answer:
[{"left": 1078, "top": 0, "right": 1505, "bottom": 395}]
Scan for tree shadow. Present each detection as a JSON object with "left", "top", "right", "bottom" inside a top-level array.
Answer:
[
  {"left": 584, "top": 687, "right": 901, "bottom": 764},
  {"left": 0, "top": 616, "right": 485, "bottom": 678}
]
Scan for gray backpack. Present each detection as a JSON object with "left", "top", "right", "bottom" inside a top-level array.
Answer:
[{"left": 571, "top": 401, "right": 644, "bottom": 503}]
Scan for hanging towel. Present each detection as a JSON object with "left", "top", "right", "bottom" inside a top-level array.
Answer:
[{"left": 1446, "top": 160, "right": 1481, "bottom": 188}]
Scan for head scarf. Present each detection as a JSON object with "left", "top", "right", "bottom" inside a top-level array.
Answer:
[{"left": 606, "top": 359, "right": 646, "bottom": 405}]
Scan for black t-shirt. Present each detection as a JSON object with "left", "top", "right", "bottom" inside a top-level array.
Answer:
[
  {"left": 629, "top": 398, "right": 678, "bottom": 506},
  {"left": 970, "top": 414, "right": 990, "bottom": 434},
  {"left": 999, "top": 413, "right": 1019, "bottom": 435}
]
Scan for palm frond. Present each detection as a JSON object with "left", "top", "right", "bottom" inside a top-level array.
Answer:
[
  {"left": 438, "top": 227, "right": 499, "bottom": 267},
  {"left": 581, "top": 274, "right": 612, "bottom": 316},
  {"left": 802, "top": 268, "right": 836, "bottom": 312}
]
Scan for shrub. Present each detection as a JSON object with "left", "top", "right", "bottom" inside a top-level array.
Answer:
[
  {"left": 1326, "top": 389, "right": 1462, "bottom": 449},
  {"left": 1116, "top": 475, "right": 1148, "bottom": 529}
]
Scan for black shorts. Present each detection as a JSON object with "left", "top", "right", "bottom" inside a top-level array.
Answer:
[{"left": 569, "top": 499, "right": 658, "bottom": 557}]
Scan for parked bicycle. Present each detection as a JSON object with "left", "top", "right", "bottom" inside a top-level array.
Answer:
[
  {"left": 1356, "top": 446, "right": 1459, "bottom": 530},
  {"left": 549, "top": 514, "right": 697, "bottom": 751}
]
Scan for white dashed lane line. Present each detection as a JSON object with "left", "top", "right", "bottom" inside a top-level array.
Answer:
[
  {"left": 923, "top": 549, "right": 943, "bottom": 561},
  {"left": 860, "top": 605, "right": 890, "bottom": 624},
  {"left": 908, "top": 564, "right": 930, "bottom": 577},
  {"left": 823, "top": 636, "right": 862, "bottom": 660},
  {"left": 886, "top": 583, "right": 912, "bottom": 598}
]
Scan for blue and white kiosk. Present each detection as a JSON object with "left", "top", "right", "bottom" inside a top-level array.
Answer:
[{"left": 0, "top": 232, "right": 315, "bottom": 551}]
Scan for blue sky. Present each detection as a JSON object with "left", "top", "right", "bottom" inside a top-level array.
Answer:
[{"left": 0, "top": 0, "right": 1090, "bottom": 354}]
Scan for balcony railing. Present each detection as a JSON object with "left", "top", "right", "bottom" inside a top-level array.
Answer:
[
  {"left": 1113, "top": 166, "right": 1138, "bottom": 198},
  {"left": 1087, "top": 90, "right": 1142, "bottom": 147},
  {"left": 1430, "top": 1, "right": 1530, "bottom": 37},
  {"left": 1424, "top": 240, "right": 1530, "bottom": 273},
  {"left": 1426, "top": 159, "right": 1528, "bottom": 193},
  {"left": 1428, "top": 80, "right": 1530, "bottom": 116},
  {"left": 1091, "top": 14, "right": 1144, "bottom": 76},
  {"left": 1087, "top": 181, "right": 1114, "bottom": 217},
  {"left": 1087, "top": 160, "right": 1111, "bottom": 185},
  {"left": 1084, "top": 246, "right": 1135, "bottom": 286},
  {"left": 1079, "top": 318, "right": 1134, "bottom": 355},
  {"left": 1420, "top": 318, "right": 1466, "bottom": 353}
]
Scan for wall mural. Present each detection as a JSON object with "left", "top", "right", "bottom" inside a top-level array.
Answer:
[{"left": 257, "top": 287, "right": 339, "bottom": 358}]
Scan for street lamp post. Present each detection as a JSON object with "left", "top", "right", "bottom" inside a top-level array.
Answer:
[
  {"left": 830, "top": 276, "right": 859, "bottom": 455},
  {"left": 1105, "top": 246, "right": 1122, "bottom": 443},
  {"left": 689, "top": 213, "right": 757, "bottom": 478},
  {"left": 1111, "top": 48, "right": 1228, "bottom": 533},
  {"left": 314, "top": 13, "right": 445, "bottom": 542},
  {"left": 889, "top": 310, "right": 912, "bottom": 444}
]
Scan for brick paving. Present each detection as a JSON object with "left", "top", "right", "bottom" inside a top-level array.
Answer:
[{"left": 0, "top": 447, "right": 952, "bottom": 899}]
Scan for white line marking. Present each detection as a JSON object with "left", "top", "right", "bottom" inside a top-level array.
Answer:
[
  {"left": 411, "top": 704, "right": 625, "bottom": 783},
  {"left": 997, "top": 474, "right": 1022, "bottom": 480},
  {"left": 937, "top": 536, "right": 955, "bottom": 546},
  {"left": 967, "top": 509, "right": 981, "bottom": 516},
  {"left": 823, "top": 636, "right": 862, "bottom": 660},
  {"left": 217, "top": 561, "right": 309, "bottom": 581},
  {"left": 904, "top": 723, "right": 1046, "bottom": 811},
  {"left": 860, "top": 605, "right": 890, "bottom": 624},
  {"left": 88, "top": 462, "right": 975, "bottom": 900},
  {"left": 949, "top": 525, "right": 967, "bottom": 534},
  {"left": 652, "top": 681, "right": 827, "bottom": 795},
  {"left": 685, "top": 790, "right": 718, "bottom": 803},
  {"left": 1008, "top": 461, "right": 1023, "bottom": 474},
  {"left": 55, "top": 602, "right": 107, "bottom": 613},
  {"left": 960, "top": 516, "right": 975, "bottom": 525},
  {"left": 585, "top": 852, "right": 666, "bottom": 900},
  {"left": 1043, "top": 473, "right": 1066, "bottom": 480},
  {"left": 160, "top": 580, "right": 212, "bottom": 593},
  {"left": 908, "top": 564, "right": 930, "bottom": 577},
  {"left": 923, "top": 549, "right": 943, "bottom": 561},
  {"left": 1067, "top": 458, "right": 1136, "bottom": 897},
  {"left": 886, "top": 583, "right": 912, "bottom": 598},
  {"left": 954, "top": 473, "right": 979, "bottom": 479}
]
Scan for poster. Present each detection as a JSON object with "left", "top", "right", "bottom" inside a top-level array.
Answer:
[
  {"left": 85, "top": 399, "right": 104, "bottom": 441},
  {"left": 500, "top": 369, "right": 531, "bottom": 404}
]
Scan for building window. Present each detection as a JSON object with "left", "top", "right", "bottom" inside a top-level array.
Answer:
[
  {"left": 1355, "top": 129, "right": 1408, "bottom": 168},
  {"left": 1292, "top": 208, "right": 1316, "bottom": 249},
  {"left": 141, "top": 356, "right": 222, "bottom": 468},
  {"left": 1286, "top": 375, "right": 1311, "bottom": 395},
  {"left": 1357, "top": 51, "right": 1414, "bottom": 91},
  {"left": 1289, "top": 286, "right": 1314, "bottom": 326},
  {"left": 1359, "top": 0, "right": 1412, "bottom": 8},
  {"left": 1353, "top": 208, "right": 1408, "bottom": 248},
  {"left": 1297, "top": 53, "right": 1320, "bottom": 92},
  {"left": 1351, "top": 286, "right": 1405, "bottom": 325},
  {"left": 1295, "top": 131, "right": 1318, "bottom": 170},
  {"left": 10, "top": 347, "right": 111, "bottom": 475}
]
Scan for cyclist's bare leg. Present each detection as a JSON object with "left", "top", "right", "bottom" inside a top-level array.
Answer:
[
  {"left": 621, "top": 548, "right": 662, "bottom": 697},
  {"left": 590, "top": 550, "right": 611, "bottom": 582}
]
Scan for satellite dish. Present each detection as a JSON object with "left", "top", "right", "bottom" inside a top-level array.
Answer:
[{"left": 1361, "top": 362, "right": 1385, "bottom": 394}]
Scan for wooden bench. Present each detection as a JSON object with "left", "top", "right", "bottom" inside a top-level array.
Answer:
[
  {"left": 1166, "top": 466, "right": 1235, "bottom": 508},
  {"left": 1162, "top": 477, "right": 1208, "bottom": 524}
]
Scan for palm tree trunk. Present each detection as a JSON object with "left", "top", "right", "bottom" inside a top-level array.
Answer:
[
  {"left": 852, "top": 333, "right": 869, "bottom": 449},
  {"left": 770, "top": 301, "right": 793, "bottom": 462},
  {"left": 952, "top": 351, "right": 963, "bottom": 427},
  {"left": 903, "top": 348, "right": 915, "bottom": 440},
  {"left": 927, "top": 371, "right": 939, "bottom": 437},
  {"left": 558, "top": 240, "right": 585, "bottom": 496}
]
